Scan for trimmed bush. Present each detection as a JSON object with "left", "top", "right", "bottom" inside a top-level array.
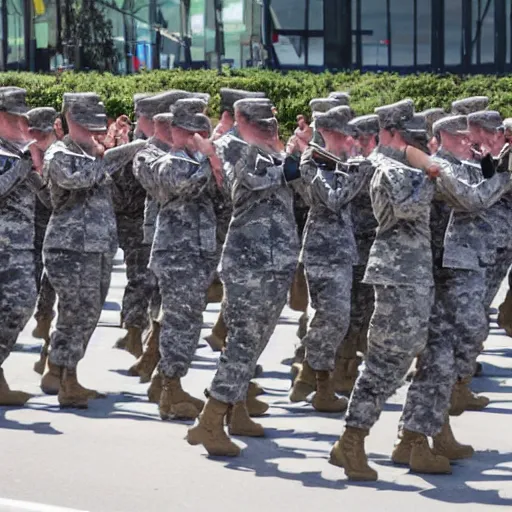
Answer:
[{"left": 1, "top": 69, "right": 511, "bottom": 139}]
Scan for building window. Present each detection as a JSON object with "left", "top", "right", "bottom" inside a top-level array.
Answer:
[
  {"left": 444, "top": 0, "right": 463, "bottom": 66},
  {"left": 7, "top": 0, "right": 25, "bottom": 69},
  {"left": 471, "top": 0, "right": 495, "bottom": 65}
]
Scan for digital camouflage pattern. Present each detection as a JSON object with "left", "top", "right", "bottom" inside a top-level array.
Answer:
[
  {"left": 208, "top": 133, "right": 299, "bottom": 403},
  {"left": 135, "top": 148, "right": 217, "bottom": 379}
]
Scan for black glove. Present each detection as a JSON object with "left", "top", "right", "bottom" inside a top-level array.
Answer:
[
  {"left": 480, "top": 153, "right": 496, "bottom": 179},
  {"left": 283, "top": 155, "right": 301, "bottom": 182}
]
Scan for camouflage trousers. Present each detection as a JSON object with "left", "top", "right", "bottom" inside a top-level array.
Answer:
[
  {"left": 0, "top": 250, "right": 37, "bottom": 367},
  {"left": 302, "top": 263, "right": 353, "bottom": 371},
  {"left": 151, "top": 252, "right": 216, "bottom": 379},
  {"left": 209, "top": 267, "right": 295, "bottom": 404},
  {"left": 337, "top": 265, "right": 374, "bottom": 359},
  {"left": 34, "top": 207, "right": 56, "bottom": 322},
  {"left": 400, "top": 266, "right": 487, "bottom": 436},
  {"left": 45, "top": 250, "right": 113, "bottom": 369},
  {"left": 345, "top": 285, "right": 433, "bottom": 431},
  {"left": 485, "top": 247, "right": 512, "bottom": 309},
  {"left": 117, "top": 214, "right": 152, "bottom": 330}
]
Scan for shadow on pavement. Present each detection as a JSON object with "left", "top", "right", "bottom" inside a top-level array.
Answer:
[{"left": 0, "top": 409, "right": 63, "bottom": 435}]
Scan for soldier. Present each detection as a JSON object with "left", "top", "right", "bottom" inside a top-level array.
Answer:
[
  {"left": 127, "top": 90, "right": 205, "bottom": 383},
  {"left": 187, "top": 98, "right": 300, "bottom": 456},
  {"left": 329, "top": 100, "right": 443, "bottom": 481},
  {"left": 134, "top": 99, "right": 221, "bottom": 421},
  {"left": 332, "top": 114, "right": 379, "bottom": 395},
  {"left": 41, "top": 92, "right": 143, "bottom": 408},
  {"left": 289, "top": 106, "right": 370, "bottom": 413},
  {"left": 393, "top": 114, "right": 512, "bottom": 472},
  {"left": 421, "top": 108, "right": 447, "bottom": 154},
  {"left": 205, "top": 88, "right": 268, "bottom": 352},
  {"left": 0, "top": 87, "right": 44, "bottom": 406},
  {"left": 27, "top": 107, "right": 59, "bottom": 376}
]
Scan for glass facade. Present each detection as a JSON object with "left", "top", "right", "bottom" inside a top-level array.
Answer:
[{"left": 2, "top": 0, "right": 512, "bottom": 74}]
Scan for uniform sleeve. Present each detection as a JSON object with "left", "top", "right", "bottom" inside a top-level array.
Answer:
[
  {"left": 133, "top": 149, "right": 160, "bottom": 198},
  {"left": 25, "top": 170, "right": 52, "bottom": 209},
  {"left": 0, "top": 157, "right": 32, "bottom": 200},
  {"left": 436, "top": 162, "right": 512, "bottom": 212},
  {"left": 378, "top": 166, "right": 433, "bottom": 220},
  {"left": 310, "top": 165, "right": 368, "bottom": 213},
  {"left": 299, "top": 147, "right": 320, "bottom": 185},
  {"left": 44, "top": 150, "right": 106, "bottom": 190},
  {"left": 151, "top": 157, "right": 210, "bottom": 203}
]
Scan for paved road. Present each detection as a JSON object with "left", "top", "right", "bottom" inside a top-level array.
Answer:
[{"left": 0, "top": 254, "right": 511, "bottom": 512}]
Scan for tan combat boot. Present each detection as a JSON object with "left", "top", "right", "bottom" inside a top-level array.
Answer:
[
  {"left": 147, "top": 372, "right": 162, "bottom": 403},
  {"left": 329, "top": 426, "right": 377, "bottom": 481},
  {"left": 296, "top": 312, "right": 308, "bottom": 340},
  {"left": 248, "top": 380, "right": 264, "bottom": 397},
  {"left": 128, "top": 323, "right": 161, "bottom": 383},
  {"left": 289, "top": 360, "right": 316, "bottom": 402},
  {"left": 187, "top": 397, "right": 241, "bottom": 456},
  {"left": 58, "top": 367, "right": 90, "bottom": 409},
  {"left": 0, "top": 368, "right": 32, "bottom": 406},
  {"left": 207, "top": 280, "right": 224, "bottom": 303},
  {"left": 450, "top": 377, "right": 489, "bottom": 415},
  {"left": 227, "top": 402, "right": 265, "bottom": 437},
  {"left": 32, "top": 316, "right": 52, "bottom": 340},
  {"left": 246, "top": 394, "right": 269, "bottom": 417},
  {"left": 391, "top": 429, "right": 417, "bottom": 465},
  {"left": 33, "top": 340, "right": 50, "bottom": 375},
  {"left": 332, "top": 356, "right": 361, "bottom": 395},
  {"left": 433, "top": 418, "right": 474, "bottom": 460},
  {"left": 498, "top": 289, "right": 512, "bottom": 337},
  {"left": 41, "top": 361, "right": 61, "bottom": 395},
  {"left": 407, "top": 430, "right": 452, "bottom": 474},
  {"left": 312, "top": 371, "right": 348, "bottom": 413},
  {"left": 159, "top": 377, "right": 204, "bottom": 420},
  {"left": 204, "top": 310, "right": 227, "bottom": 352},
  {"left": 114, "top": 327, "right": 143, "bottom": 358}
]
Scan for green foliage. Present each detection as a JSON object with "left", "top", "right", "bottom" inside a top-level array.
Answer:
[{"left": 1, "top": 69, "right": 510, "bottom": 139}]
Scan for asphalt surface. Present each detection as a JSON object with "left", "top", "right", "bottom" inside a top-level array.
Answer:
[{"left": 0, "top": 253, "right": 511, "bottom": 512}]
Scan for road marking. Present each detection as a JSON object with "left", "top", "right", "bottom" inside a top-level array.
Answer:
[{"left": 0, "top": 498, "right": 89, "bottom": 512}]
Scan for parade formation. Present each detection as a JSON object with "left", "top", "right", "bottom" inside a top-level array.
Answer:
[{"left": 0, "top": 84, "right": 511, "bottom": 482}]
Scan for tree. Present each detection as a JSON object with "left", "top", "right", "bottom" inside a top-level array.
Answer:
[{"left": 66, "top": 0, "right": 118, "bottom": 72}]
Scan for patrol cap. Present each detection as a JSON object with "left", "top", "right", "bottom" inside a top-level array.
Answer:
[
  {"left": 405, "top": 113, "right": 427, "bottom": 134},
  {"left": 432, "top": 115, "right": 470, "bottom": 138},
  {"left": 468, "top": 110, "right": 503, "bottom": 133},
  {"left": 315, "top": 106, "right": 354, "bottom": 135},
  {"left": 348, "top": 114, "right": 379, "bottom": 136},
  {"left": 26, "top": 107, "right": 58, "bottom": 132},
  {"left": 153, "top": 112, "right": 174, "bottom": 126},
  {"left": 375, "top": 99, "right": 415, "bottom": 130},
  {"left": 309, "top": 97, "right": 343, "bottom": 115},
  {"left": 421, "top": 108, "right": 447, "bottom": 138},
  {"left": 328, "top": 91, "right": 350, "bottom": 106},
  {"left": 133, "top": 92, "right": 154, "bottom": 106},
  {"left": 503, "top": 118, "right": 512, "bottom": 131},
  {"left": 234, "top": 98, "right": 277, "bottom": 134},
  {"left": 0, "top": 87, "right": 28, "bottom": 115},
  {"left": 451, "top": 96, "right": 489, "bottom": 116},
  {"left": 62, "top": 92, "right": 107, "bottom": 132},
  {"left": 136, "top": 90, "right": 197, "bottom": 119},
  {"left": 171, "top": 98, "right": 211, "bottom": 134},
  {"left": 220, "top": 88, "right": 266, "bottom": 116}
]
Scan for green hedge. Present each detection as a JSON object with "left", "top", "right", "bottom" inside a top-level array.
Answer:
[{"left": 1, "top": 69, "right": 512, "bottom": 139}]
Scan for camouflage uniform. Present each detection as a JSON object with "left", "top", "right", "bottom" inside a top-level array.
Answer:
[
  {"left": 401, "top": 133, "right": 512, "bottom": 436},
  {"left": 208, "top": 129, "right": 300, "bottom": 404},
  {"left": 112, "top": 160, "right": 151, "bottom": 330},
  {"left": 298, "top": 122, "right": 370, "bottom": 371},
  {"left": 0, "top": 146, "right": 41, "bottom": 367},
  {"left": 345, "top": 145, "right": 435, "bottom": 430},
  {"left": 43, "top": 135, "right": 135, "bottom": 368}
]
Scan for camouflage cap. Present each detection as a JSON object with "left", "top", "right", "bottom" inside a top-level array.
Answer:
[
  {"left": 328, "top": 91, "right": 350, "bottom": 106},
  {"left": 171, "top": 98, "right": 211, "bottom": 134},
  {"left": 468, "top": 110, "right": 503, "bottom": 132},
  {"left": 348, "top": 114, "right": 379, "bottom": 136},
  {"left": 503, "top": 118, "right": 512, "bottom": 131},
  {"left": 133, "top": 92, "right": 154, "bottom": 106},
  {"left": 234, "top": 98, "right": 275, "bottom": 121},
  {"left": 220, "top": 88, "right": 266, "bottom": 116},
  {"left": 315, "top": 106, "right": 353, "bottom": 135},
  {"left": 421, "top": 108, "right": 447, "bottom": 138},
  {"left": 309, "top": 97, "right": 343, "bottom": 115},
  {"left": 432, "top": 115, "right": 470, "bottom": 138},
  {"left": 135, "top": 90, "right": 199, "bottom": 119},
  {"left": 451, "top": 96, "right": 489, "bottom": 115},
  {"left": 153, "top": 112, "right": 174, "bottom": 126},
  {"left": 0, "top": 87, "right": 28, "bottom": 115},
  {"left": 375, "top": 99, "right": 415, "bottom": 130},
  {"left": 404, "top": 113, "right": 427, "bottom": 134},
  {"left": 25, "top": 107, "right": 58, "bottom": 132},
  {"left": 62, "top": 92, "right": 107, "bottom": 132}
]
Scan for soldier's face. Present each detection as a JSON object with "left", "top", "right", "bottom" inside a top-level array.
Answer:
[
  {"left": 137, "top": 115, "right": 154, "bottom": 137},
  {"left": 29, "top": 128, "right": 54, "bottom": 150},
  {"left": 0, "top": 111, "right": 26, "bottom": 140}
]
